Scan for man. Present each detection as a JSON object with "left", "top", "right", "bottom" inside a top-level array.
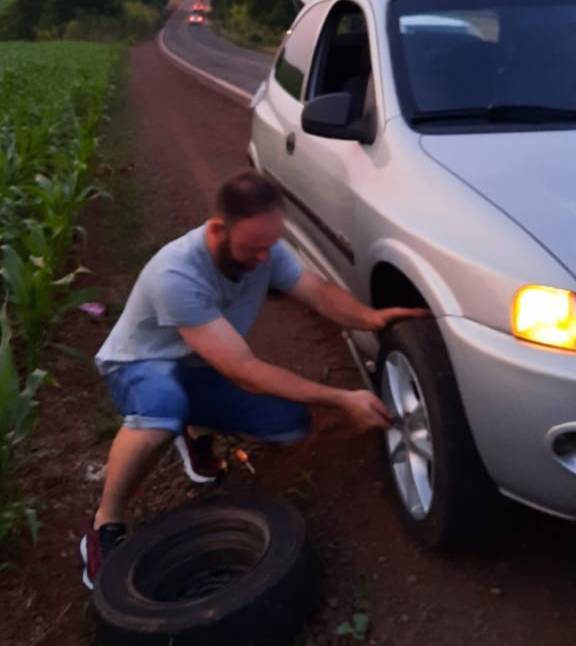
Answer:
[{"left": 80, "top": 170, "right": 428, "bottom": 589}]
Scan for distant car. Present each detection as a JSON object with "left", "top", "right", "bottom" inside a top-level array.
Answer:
[
  {"left": 250, "top": 0, "right": 576, "bottom": 547},
  {"left": 187, "top": 11, "right": 205, "bottom": 25}
]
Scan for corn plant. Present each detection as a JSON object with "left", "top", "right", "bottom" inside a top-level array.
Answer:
[
  {"left": 26, "top": 173, "right": 106, "bottom": 272},
  {"left": 0, "top": 303, "right": 46, "bottom": 547},
  {"left": 1, "top": 241, "right": 96, "bottom": 368},
  {"left": 0, "top": 42, "right": 118, "bottom": 359},
  {"left": 0, "top": 42, "right": 120, "bottom": 547}
]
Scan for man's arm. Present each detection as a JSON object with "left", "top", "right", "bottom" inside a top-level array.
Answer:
[
  {"left": 289, "top": 270, "right": 430, "bottom": 331},
  {"left": 179, "top": 318, "right": 391, "bottom": 432}
]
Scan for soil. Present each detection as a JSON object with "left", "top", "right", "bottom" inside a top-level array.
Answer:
[{"left": 1, "top": 40, "right": 576, "bottom": 646}]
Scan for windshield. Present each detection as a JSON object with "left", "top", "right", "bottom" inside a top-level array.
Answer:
[{"left": 388, "top": 0, "right": 576, "bottom": 131}]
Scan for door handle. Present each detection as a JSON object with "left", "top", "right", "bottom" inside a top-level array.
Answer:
[{"left": 286, "top": 132, "right": 296, "bottom": 155}]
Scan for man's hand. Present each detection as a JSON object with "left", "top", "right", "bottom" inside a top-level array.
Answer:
[
  {"left": 369, "top": 307, "right": 431, "bottom": 332},
  {"left": 290, "top": 271, "right": 433, "bottom": 333},
  {"left": 340, "top": 390, "right": 393, "bottom": 433}
]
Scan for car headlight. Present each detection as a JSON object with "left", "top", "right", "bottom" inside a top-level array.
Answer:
[{"left": 512, "top": 285, "right": 576, "bottom": 350}]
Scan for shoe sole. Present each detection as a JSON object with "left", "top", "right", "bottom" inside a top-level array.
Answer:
[
  {"left": 79, "top": 536, "right": 94, "bottom": 591},
  {"left": 173, "top": 435, "right": 217, "bottom": 484}
]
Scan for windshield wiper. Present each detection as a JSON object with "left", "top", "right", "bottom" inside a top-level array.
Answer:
[{"left": 411, "top": 105, "right": 576, "bottom": 125}]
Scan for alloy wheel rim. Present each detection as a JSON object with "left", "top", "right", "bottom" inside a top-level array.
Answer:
[{"left": 383, "top": 351, "right": 434, "bottom": 520}]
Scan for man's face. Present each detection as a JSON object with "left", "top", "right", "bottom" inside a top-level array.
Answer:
[{"left": 217, "top": 209, "right": 284, "bottom": 278}]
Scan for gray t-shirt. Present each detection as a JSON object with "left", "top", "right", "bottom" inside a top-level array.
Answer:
[{"left": 95, "top": 224, "right": 302, "bottom": 373}]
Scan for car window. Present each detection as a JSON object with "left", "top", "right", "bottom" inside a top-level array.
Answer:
[
  {"left": 306, "top": 2, "right": 375, "bottom": 122},
  {"left": 389, "top": 0, "right": 576, "bottom": 131},
  {"left": 275, "top": 3, "right": 328, "bottom": 101}
]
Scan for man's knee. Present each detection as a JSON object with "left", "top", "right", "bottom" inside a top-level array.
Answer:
[{"left": 105, "top": 360, "right": 191, "bottom": 436}]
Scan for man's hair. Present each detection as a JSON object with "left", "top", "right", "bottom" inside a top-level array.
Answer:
[{"left": 216, "top": 170, "right": 285, "bottom": 225}]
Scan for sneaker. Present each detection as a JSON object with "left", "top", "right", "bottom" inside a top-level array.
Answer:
[
  {"left": 174, "top": 433, "right": 227, "bottom": 484},
  {"left": 80, "top": 521, "right": 127, "bottom": 590}
]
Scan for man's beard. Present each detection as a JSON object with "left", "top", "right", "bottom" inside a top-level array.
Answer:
[{"left": 216, "top": 237, "right": 250, "bottom": 281}]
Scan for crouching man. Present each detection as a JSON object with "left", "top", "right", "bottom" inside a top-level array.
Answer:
[{"left": 80, "top": 170, "right": 428, "bottom": 589}]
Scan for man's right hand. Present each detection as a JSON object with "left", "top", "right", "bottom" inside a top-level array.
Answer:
[{"left": 340, "top": 390, "right": 393, "bottom": 433}]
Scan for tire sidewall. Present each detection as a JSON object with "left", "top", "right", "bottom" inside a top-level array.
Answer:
[{"left": 93, "top": 495, "right": 321, "bottom": 646}]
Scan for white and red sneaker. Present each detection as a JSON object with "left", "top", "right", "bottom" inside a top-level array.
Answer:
[
  {"left": 173, "top": 434, "right": 227, "bottom": 484},
  {"left": 80, "top": 521, "right": 127, "bottom": 590}
]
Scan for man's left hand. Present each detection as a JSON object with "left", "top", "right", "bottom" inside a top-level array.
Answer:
[{"left": 370, "top": 307, "right": 432, "bottom": 331}]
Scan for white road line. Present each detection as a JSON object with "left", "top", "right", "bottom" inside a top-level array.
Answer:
[{"left": 158, "top": 26, "right": 253, "bottom": 107}]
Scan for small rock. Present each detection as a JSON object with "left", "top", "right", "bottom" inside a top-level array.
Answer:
[
  {"left": 407, "top": 574, "right": 418, "bottom": 585},
  {"left": 490, "top": 587, "right": 503, "bottom": 597},
  {"left": 85, "top": 462, "right": 107, "bottom": 482},
  {"left": 400, "top": 614, "right": 409, "bottom": 624}
]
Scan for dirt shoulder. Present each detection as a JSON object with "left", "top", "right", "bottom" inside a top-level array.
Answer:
[{"left": 1, "top": 40, "right": 576, "bottom": 646}]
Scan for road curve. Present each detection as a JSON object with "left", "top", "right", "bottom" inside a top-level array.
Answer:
[{"left": 161, "top": 1, "right": 274, "bottom": 99}]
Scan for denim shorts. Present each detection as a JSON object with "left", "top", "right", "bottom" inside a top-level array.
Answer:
[{"left": 103, "top": 360, "right": 311, "bottom": 444}]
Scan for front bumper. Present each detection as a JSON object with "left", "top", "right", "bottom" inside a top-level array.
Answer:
[{"left": 439, "top": 316, "right": 576, "bottom": 519}]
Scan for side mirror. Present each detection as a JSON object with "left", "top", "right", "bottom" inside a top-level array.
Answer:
[{"left": 302, "top": 93, "right": 375, "bottom": 144}]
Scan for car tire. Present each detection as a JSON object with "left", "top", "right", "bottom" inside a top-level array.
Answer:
[
  {"left": 376, "top": 318, "right": 498, "bottom": 548},
  {"left": 93, "top": 494, "right": 322, "bottom": 646}
]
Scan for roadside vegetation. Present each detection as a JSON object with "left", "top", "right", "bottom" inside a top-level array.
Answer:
[
  {"left": 0, "top": 41, "right": 122, "bottom": 557},
  {"left": 212, "top": 0, "right": 297, "bottom": 49},
  {"left": 0, "top": 0, "right": 163, "bottom": 42}
]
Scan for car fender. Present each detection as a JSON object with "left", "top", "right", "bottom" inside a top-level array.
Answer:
[{"left": 364, "top": 237, "right": 463, "bottom": 318}]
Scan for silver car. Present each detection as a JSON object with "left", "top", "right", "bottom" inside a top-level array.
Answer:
[{"left": 249, "top": 0, "right": 576, "bottom": 546}]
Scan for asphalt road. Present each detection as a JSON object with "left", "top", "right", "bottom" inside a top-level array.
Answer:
[{"left": 162, "top": 1, "right": 273, "bottom": 97}]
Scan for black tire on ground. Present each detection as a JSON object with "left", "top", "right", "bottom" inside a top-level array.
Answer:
[
  {"left": 93, "top": 494, "right": 322, "bottom": 646},
  {"left": 376, "top": 318, "right": 499, "bottom": 548}
]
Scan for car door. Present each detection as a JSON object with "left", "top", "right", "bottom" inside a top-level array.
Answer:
[
  {"left": 293, "top": 2, "right": 380, "bottom": 289},
  {"left": 251, "top": 1, "right": 329, "bottom": 245}
]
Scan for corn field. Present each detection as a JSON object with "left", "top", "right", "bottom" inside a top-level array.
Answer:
[{"left": 0, "top": 42, "right": 120, "bottom": 551}]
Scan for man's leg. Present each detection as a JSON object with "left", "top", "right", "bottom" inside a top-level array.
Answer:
[
  {"left": 94, "top": 426, "right": 173, "bottom": 529},
  {"left": 180, "top": 365, "right": 312, "bottom": 443},
  {"left": 81, "top": 360, "right": 189, "bottom": 589}
]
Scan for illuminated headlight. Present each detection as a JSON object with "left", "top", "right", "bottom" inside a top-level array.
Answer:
[{"left": 512, "top": 285, "right": 576, "bottom": 350}]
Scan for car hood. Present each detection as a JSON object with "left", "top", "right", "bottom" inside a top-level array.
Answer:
[{"left": 421, "top": 131, "right": 576, "bottom": 277}]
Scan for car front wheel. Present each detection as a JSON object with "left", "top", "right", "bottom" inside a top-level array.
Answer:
[{"left": 376, "top": 318, "right": 498, "bottom": 548}]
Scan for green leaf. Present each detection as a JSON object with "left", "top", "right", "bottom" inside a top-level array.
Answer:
[
  {"left": 12, "top": 368, "right": 47, "bottom": 443},
  {"left": 0, "top": 302, "right": 19, "bottom": 427},
  {"left": 1, "top": 245, "right": 29, "bottom": 306},
  {"left": 29, "top": 256, "right": 45, "bottom": 269},
  {"left": 34, "top": 174, "right": 52, "bottom": 190},
  {"left": 335, "top": 622, "right": 354, "bottom": 637},
  {"left": 51, "top": 265, "right": 91, "bottom": 287},
  {"left": 352, "top": 613, "right": 370, "bottom": 635}
]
